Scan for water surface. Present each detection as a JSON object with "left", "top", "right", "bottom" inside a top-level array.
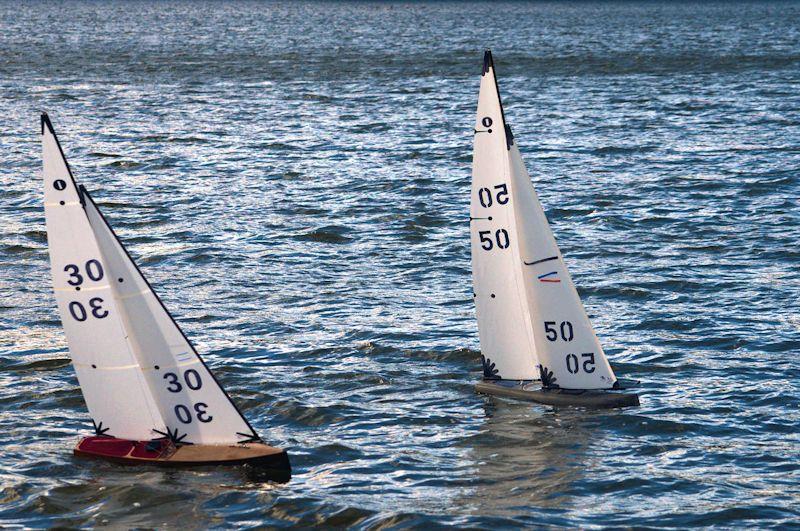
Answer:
[{"left": 1, "top": 1, "right": 799, "bottom": 527}]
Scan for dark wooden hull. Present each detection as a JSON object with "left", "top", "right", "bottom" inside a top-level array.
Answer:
[
  {"left": 74, "top": 437, "right": 291, "bottom": 479},
  {"left": 476, "top": 380, "right": 639, "bottom": 409}
]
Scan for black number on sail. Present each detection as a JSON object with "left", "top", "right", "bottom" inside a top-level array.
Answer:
[
  {"left": 53, "top": 179, "right": 67, "bottom": 191},
  {"left": 482, "top": 117, "right": 493, "bottom": 128},
  {"left": 89, "top": 297, "right": 108, "bottom": 319},
  {"left": 478, "top": 229, "right": 510, "bottom": 251},
  {"left": 164, "top": 372, "right": 182, "bottom": 393},
  {"left": 64, "top": 265, "right": 83, "bottom": 286},
  {"left": 175, "top": 404, "right": 192, "bottom": 424},
  {"left": 582, "top": 352, "right": 596, "bottom": 373},
  {"left": 495, "top": 229, "right": 510, "bottom": 249},
  {"left": 184, "top": 369, "right": 202, "bottom": 390},
  {"left": 478, "top": 188, "right": 493, "bottom": 208},
  {"left": 478, "top": 230, "right": 493, "bottom": 250},
  {"left": 64, "top": 260, "right": 104, "bottom": 286},
  {"left": 560, "top": 321, "right": 574, "bottom": 342},
  {"left": 164, "top": 370, "right": 203, "bottom": 392},
  {"left": 174, "top": 403, "right": 213, "bottom": 424},
  {"left": 544, "top": 321, "right": 557, "bottom": 341},
  {"left": 194, "top": 402, "right": 213, "bottom": 423},
  {"left": 544, "top": 321, "right": 574, "bottom": 341},
  {"left": 566, "top": 353, "right": 579, "bottom": 374},
  {"left": 85, "top": 259, "right": 104, "bottom": 281},
  {"left": 494, "top": 183, "right": 509, "bottom": 205},
  {"left": 477, "top": 183, "right": 509, "bottom": 208},
  {"left": 69, "top": 301, "right": 88, "bottom": 322}
]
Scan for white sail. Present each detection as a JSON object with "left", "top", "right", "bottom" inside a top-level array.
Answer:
[
  {"left": 42, "top": 114, "right": 260, "bottom": 444},
  {"left": 508, "top": 143, "right": 617, "bottom": 390},
  {"left": 471, "top": 52, "right": 539, "bottom": 381},
  {"left": 42, "top": 114, "right": 165, "bottom": 440},
  {"left": 82, "top": 189, "right": 259, "bottom": 445},
  {"left": 470, "top": 52, "right": 618, "bottom": 390}
]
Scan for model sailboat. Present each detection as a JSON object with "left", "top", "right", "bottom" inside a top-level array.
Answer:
[
  {"left": 41, "top": 113, "right": 291, "bottom": 472},
  {"left": 470, "top": 52, "right": 639, "bottom": 408}
]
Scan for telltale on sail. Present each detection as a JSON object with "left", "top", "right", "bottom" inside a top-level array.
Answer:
[
  {"left": 470, "top": 52, "right": 639, "bottom": 409},
  {"left": 41, "top": 113, "right": 291, "bottom": 476}
]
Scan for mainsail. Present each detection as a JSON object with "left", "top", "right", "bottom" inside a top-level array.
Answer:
[
  {"left": 471, "top": 52, "right": 618, "bottom": 390},
  {"left": 42, "top": 114, "right": 261, "bottom": 444},
  {"left": 471, "top": 52, "right": 539, "bottom": 381}
]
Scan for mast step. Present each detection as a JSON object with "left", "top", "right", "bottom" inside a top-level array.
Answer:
[
  {"left": 74, "top": 436, "right": 291, "bottom": 479},
  {"left": 476, "top": 380, "right": 639, "bottom": 409}
]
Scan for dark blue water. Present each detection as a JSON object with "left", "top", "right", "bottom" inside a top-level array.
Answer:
[{"left": 2, "top": 1, "right": 800, "bottom": 527}]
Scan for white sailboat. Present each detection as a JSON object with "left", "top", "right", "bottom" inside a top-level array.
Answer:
[
  {"left": 470, "top": 52, "right": 639, "bottom": 408},
  {"left": 42, "top": 113, "right": 291, "bottom": 472}
]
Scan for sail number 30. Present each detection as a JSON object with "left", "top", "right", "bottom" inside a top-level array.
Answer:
[
  {"left": 65, "top": 259, "right": 109, "bottom": 322},
  {"left": 64, "top": 259, "right": 104, "bottom": 286},
  {"left": 164, "top": 369, "right": 214, "bottom": 424}
]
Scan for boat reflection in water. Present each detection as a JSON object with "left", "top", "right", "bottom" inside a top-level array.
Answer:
[{"left": 460, "top": 399, "right": 604, "bottom": 516}]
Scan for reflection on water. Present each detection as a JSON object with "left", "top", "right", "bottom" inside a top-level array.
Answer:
[{"left": 461, "top": 399, "right": 599, "bottom": 517}]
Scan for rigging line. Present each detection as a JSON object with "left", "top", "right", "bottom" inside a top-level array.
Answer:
[{"left": 524, "top": 256, "right": 558, "bottom": 266}]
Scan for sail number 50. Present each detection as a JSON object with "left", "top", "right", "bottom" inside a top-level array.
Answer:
[
  {"left": 544, "top": 321, "right": 574, "bottom": 342},
  {"left": 478, "top": 229, "right": 510, "bottom": 250},
  {"left": 566, "top": 353, "right": 596, "bottom": 374},
  {"left": 478, "top": 183, "right": 509, "bottom": 208}
]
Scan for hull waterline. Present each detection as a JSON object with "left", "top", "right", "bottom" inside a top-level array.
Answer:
[
  {"left": 74, "top": 436, "right": 291, "bottom": 479},
  {"left": 476, "top": 380, "right": 639, "bottom": 409}
]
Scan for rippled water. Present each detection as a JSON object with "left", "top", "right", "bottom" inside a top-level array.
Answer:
[{"left": 2, "top": 0, "right": 800, "bottom": 527}]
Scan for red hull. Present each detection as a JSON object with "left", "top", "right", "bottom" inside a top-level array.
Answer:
[{"left": 74, "top": 436, "right": 291, "bottom": 477}]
